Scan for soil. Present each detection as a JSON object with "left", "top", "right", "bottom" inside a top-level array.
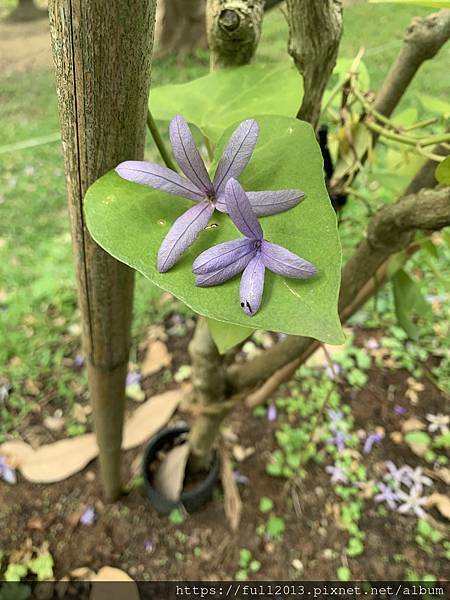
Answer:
[{"left": 1, "top": 323, "right": 449, "bottom": 582}]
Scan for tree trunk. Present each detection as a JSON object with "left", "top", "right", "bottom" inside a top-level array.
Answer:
[
  {"left": 48, "top": 0, "right": 156, "bottom": 500},
  {"left": 7, "top": 0, "right": 46, "bottom": 22},
  {"left": 206, "top": 0, "right": 265, "bottom": 68},
  {"left": 286, "top": 0, "right": 343, "bottom": 129},
  {"left": 155, "top": 0, "right": 207, "bottom": 59}
]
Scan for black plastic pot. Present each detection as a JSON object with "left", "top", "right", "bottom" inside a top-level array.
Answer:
[{"left": 142, "top": 424, "right": 220, "bottom": 516}]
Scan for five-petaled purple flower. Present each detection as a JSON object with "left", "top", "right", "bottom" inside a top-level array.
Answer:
[
  {"left": 374, "top": 482, "right": 398, "bottom": 510},
  {"left": 116, "top": 116, "right": 304, "bottom": 272},
  {"left": 192, "top": 178, "right": 316, "bottom": 316}
]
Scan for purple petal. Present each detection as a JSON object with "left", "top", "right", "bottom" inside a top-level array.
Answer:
[
  {"left": 158, "top": 201, "right": 214, "bottom": 272},
  {"left": 240, "top": 254, "right": 265, "bottom": 316},
  {"left": 213, "top": 119, "right": 259, "bottom": 194},
  {"left": 169, "top": 115, "right": 212, "bottom": 193},
  {"left": 215, "top": 189, "right": 304, "bottom": 217},
  {"left": 225, "top": 178, "right": 263, "bottom": 240},
  {"left": 80, "top": 507, "right": 95, "bottom": 526},
  {"left": 247, "top": 190, "right": 304, "bottom": 217},
  {"left": 193, "top": 238, "right": 255, "bottom": 275},
  {"left": 267, "top": 404, "right": 277, "bottom": 422},
  {"left": 116, "top": 161, "right": 204, "bottom": 201},
  {"left": 195, "top": 248, "right": 256, "bottom": 287},
  {"left": 261, "top": 241, "right": 317, "bottom": 279}
]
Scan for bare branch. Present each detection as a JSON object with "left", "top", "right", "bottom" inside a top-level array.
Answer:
[
  {"left": 286, "top": 0, "right": 343, "bottom": 129},
  {"left": 228, "top": 186, "right": 450, "bottom": 392},
  {"left": 206, "top": 0, "right": 265, "bottom": 68}
]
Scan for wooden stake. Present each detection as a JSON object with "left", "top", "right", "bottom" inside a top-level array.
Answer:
[{"left": 48, "top": 0, "right": 156, "bottom": 500}]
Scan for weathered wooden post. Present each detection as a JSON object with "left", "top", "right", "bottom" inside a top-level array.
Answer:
[{"left": 48, "top": 0, "right": 156, "bottom": 500}]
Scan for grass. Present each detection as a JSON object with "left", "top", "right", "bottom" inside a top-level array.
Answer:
[{"left": 0, "top": 4, "right": 449, "bottom": 440}]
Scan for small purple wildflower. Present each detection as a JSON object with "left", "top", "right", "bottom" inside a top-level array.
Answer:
[
  {"left": 233, "top": 471, "right": 249, "bottom": 485},
  {"left": 144, "top": 539, "right": 155, "bottom": 553},
  {"left": 325, "top": 464, "right": 348, "bottom": 484},
  {"left": 327, "top": 409, "right": 344, "bottom": 427},
  {"left": 0, "top": 456, "right": 17, "bottom": 485},
  {"left": 374, "top": 482, "right": 398, "bottom": 510},
  {"left": 402, "top": 466, "right": 432, "bottom": 489},
  {"left": 117, "top": 116, "right": 304, "bottom": 272},
  {"left": 193, "top": 179, "right": 316, "bottom": 316},
  {"left": 73, "top": 354, "right": 85, "bottom": 368},
  {"left": 327, "top": 430, "right": 348, "bottom": 452},
  {"left": 394, "top": 405, "right": 406, "bottom": 416},
  {"left": 267, "top": 404, "right": 277, "bottom": 422},
  {"left": 325, "top": 363, "right": 341, "bottom": 380},
  {"left": 363, "top": 431, "right": 384, "bottom": 454},
  {"left": 396, "top": 485, "right": 428, "bottom": 518},
  {"left": 80, "top": 507, "right": 96, "bottom": 526},
  {"left": 384, "top": 461, "right": 410, "bottom": 488},
  {"left": 126, "top": 371, "right": 142, "bottom": 387}
]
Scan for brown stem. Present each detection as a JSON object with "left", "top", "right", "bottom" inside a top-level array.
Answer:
[
  {"left": 286, "top": 0, "right": 343, "bottom": 129},
  {"left": 48, "top": 0, "right": 156, "bottom": 500},
  {"left": 228, "top": 186, "right": 450, "bottom": 393},
  {"left": 206, "top": 0, "right": 265, "bottom": 69}
]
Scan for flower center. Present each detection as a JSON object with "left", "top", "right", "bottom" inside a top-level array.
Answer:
[{"left": 254, "top": 240, "right": 262, "bottom": 250}]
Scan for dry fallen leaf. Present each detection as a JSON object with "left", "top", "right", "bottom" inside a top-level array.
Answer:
[
  {"left": 154, "top": 442, "right": 190, "bottom": 501},
  {"left": 91, "top": 567, "right": 140, "bottom": 600},
  {"left": 232, "top": 444, "right": 255, "bottom": 462},
  {"left": 220, "top": 449, "right": 242, "bottom": 532},
  {"left": 122, "top": 388, "right": 183, "bottom": 450},
  {"left": 390, "top": 431, "right": 403, "bottom": 444},
  {"left": 21, "top": 435, "right": 98, "bottom": 483},
  {"left": 427, "top": 493, "right": 450, "bottom": 520},
  {"left": 401, "top": 418, "right": 425, "bottom": 433},
  {"left": 141, "top": 340, "right": 172, "bottom": 377},
  {"left": 436, "top": 468, "right": 450, "bottom": 485},
  {"left": 1, "top": 388, "right": 184, "bottom": 483}
]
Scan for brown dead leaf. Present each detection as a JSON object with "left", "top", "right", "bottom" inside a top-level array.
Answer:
[
  {"left": 436, "top": 468, "right": 450, "bottom": 485},
  {"left": 70, "top": 567, "right": 96, "bottom": 580},
  {"left": 73, "top": 403, "right": 87, "bottom": 424},
  {"left": 390, "top": 431, "right": 403, "bottom": 444},
  {"left": 122, "top": 388, "right": 183, "bottom": 450},
  {"left": 427, "top": 493, "right": 450, "bottom": 520},
  {"left": 141, "top": 340, "right": 172, "bottom": 377},
  {"left": 232, "top": 445, "right": 255, "bottom": 462},
  {"left": 154, "top": 442, "right": 190, "bottom": 501},
  {"left": 21, "top": 434, "right": 98, "bottom": 483},
  {"left": 401, "top": 418, "right": 425, "bottom": 433},
  {"left": 90, "top": 566, "right": 140, "bottom": 600},
  {"left": 43, "top": 415, "right": 66, "bottom": 432},
  {"left": 220, "top": 448, "right": 242, "bottom": 532}
]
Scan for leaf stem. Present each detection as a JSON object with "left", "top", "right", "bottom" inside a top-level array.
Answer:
[{"left": 146, "top": 109, "right": 178, "bottom": 171}]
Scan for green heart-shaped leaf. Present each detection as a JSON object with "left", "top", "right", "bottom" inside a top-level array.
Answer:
[
  {"left": 85, "top": 116, "right": 344, "bottom": 344},
  {"left": 150, "top": 63, "right": 303, "bottom": 143}
]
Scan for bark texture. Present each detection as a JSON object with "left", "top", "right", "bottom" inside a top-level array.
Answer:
[
  {"left": 155, "top": 0, "right": 207, "bottom": 58},
  {"left": 207, "top": 0, "right": 265, "bottom": 68},
  {"left": 227, "top": 186, "right": 450, "bottom": 392},
  {"left": 374, "top": 10, "right": 450, "bottom": 118},
  {"left": 286, "top": 0, "right": 343, "bottom": 129},
  {"left": 188, "top": 317, "right": 228, "bottom": 471},
  {"left": 49, "top": 0, "right": 156, "bottom": 500}
]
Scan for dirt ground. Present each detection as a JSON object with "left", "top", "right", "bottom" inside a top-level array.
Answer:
[{"left": 1, "top": 325, "right": 449, "bottom": 582}]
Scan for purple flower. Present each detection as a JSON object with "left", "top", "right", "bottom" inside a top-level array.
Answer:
[
  {"left": 363, "top": 432, "right": 384, "bottom": 454},
  {"left": 396, "top": 485, "right": 428, "bottom": 518},
  {"left": 73, "top": 354, "right": 85, "bottom": 367},
  {"left": 402, "top": 466, "right": 432, "bottom": 489},
  {"left": 394, "top": 405, "right": 406, "bottom": 415},
  {"left": 116, "top": 116, "right": 304, "bottom": 272},
  {"left": 327, "top": 430, "right": 348, "bottom": 452},
  {"left": 374, "top": 482, "right": 398, "bottom": 510},
  {"left": 80, "top": 507, "right": 96, "bottom": 526},
  {"left": 267, "top": 404, "right": 277, "bottom": 422},
  {"left": 325, "top": 464, "right": 348, "bottom": 484},
  {"left": 144, "top": 538, "right": 155, "bottom": 553},
  {"left": 325, "top": 363, "right": 341, "bottom": 380},
  {"left": 233, "top": 471, "right": 249, "bottom": 485},
  {"left": 126, "top": 371, "right": 142, "bottom": 387},
  {"left": 327, "top": 409, "right": 344, "bottom": 426},
  {"left": 384, "top": 461, "right": 410, "bottom": 488},
  {"left": 193, "top": 179, "right": 316, "bottom": 316},
  {"left": 0, "top": 456, "right": 17, "bottom": 485}
]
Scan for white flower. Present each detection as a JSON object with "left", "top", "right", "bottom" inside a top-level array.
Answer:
[
  {"left": 426, "top": 413, "right": 449, "bottom": 435},
  {"left": 396, "top": 485, "right": 428, "bottom": 519}
]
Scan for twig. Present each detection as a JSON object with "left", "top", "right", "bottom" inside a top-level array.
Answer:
[{"left": 146, "top": 109, "right": 178, "bottom": 171}]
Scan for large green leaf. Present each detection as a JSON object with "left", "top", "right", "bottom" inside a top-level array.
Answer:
[
  {"left": 149, "top": 63, "right": 303, "bottom": 143},
  {"left": 85, "top": 116, "right": 344, "bottom": 344}
]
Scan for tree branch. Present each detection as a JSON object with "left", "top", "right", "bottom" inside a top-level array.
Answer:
[
  {"left": 228, "top": 186, "right": 450, "bottom": 392},
  {"left": 206, "top": 0, "right": 265, "bottom": 69},
  {"left": 286, "top": 0, "right": 343, "bottom": 129}
]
